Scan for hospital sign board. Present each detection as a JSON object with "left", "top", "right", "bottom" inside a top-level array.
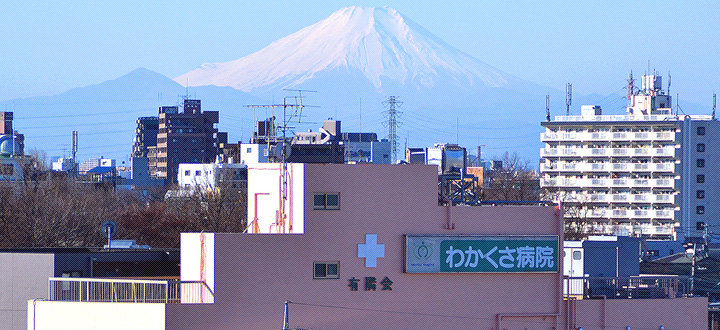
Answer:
[{"left": 405, "top": 235, "right": 558, "bottom": 273}]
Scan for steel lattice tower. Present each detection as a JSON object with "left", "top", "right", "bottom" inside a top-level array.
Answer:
[{"left": 383, "top": 96, "right": 403, "bottom": 163}]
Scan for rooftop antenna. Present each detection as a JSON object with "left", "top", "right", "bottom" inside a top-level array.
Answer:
[
  {"left": 545, "top": 94, "right": 550, "bottom": 121},
  {"left": 713, "top": 93, "right": 716, "bottom": 120},
  {"left": 667, "top": 72, "right": 671, "bottom": 95},
  {"left": 12, "top": 103, "right": 15, "bottom": 157},
  {"left": 359, "top": 97, "right": 362, "bottom": 133},
  {"left": 456, "top": 117, "right": 459, "bottom": 144},
  {"left": 565, "top": 83, "right": 572, "bottom": 116},
  {"left": 382, "top": 96, "right": 403, "bottom": 163},
  {"left": 245, "top": 90, "right": 317, "bottom": 233}
]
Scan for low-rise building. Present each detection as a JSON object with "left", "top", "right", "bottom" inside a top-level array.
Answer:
[{"left": 25, "top": 164, "right": 708, "bottom": 329}]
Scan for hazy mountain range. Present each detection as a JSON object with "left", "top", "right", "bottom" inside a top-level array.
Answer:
[{"left": 3, "top": 6, "right": 708, "bottom": 165}]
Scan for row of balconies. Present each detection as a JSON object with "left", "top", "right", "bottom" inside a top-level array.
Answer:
[
  {"left": 542, "top": 178, "right": 675, "bottom": 188},
  {"left": 585, "top": 208, "right": 675, "bottom": 219},
  {"left": 541, "top": 131, "right": 675, "bottom": 142},
  {"left": 540, "top": 147, "right": 675, "bottom": 158},
  {"left": 568, "top": 193, "right": 676, "bottom": 204},
  {"left": 541, "top": 162, "right": 675, "bottom": 173}
]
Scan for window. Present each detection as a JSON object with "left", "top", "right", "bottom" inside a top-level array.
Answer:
[
  {"left": 184, "top": 170, "right": 190, "bottom": 176},
  {"left": 572, "top": 251, "right": 582, "bottom": 260},
  {"left": 697, "top": 190, "right": 705, "bottom": 199},
  {"left": 697, "top": 143, "right": 705, "bottom": 152},
  {"left": 697, "top": 159, "right": 705, "bottom": 168},
  {"left": 246, "top": 148, "right": 252, "bottom": 153},
  {"left": 314, "top": 193, "right": 340, "bottom": 210},
  {"left": 697, "top": 175, "right": 705, "bottom": 183},
  {"left": 195, "top": 170, "right": 202, "bottom": 176},
  {"left": 313, "top": 262, "right": 339, "bottom": 279},
  {"left": 697, "top": 127, "right": 706, "bottom": 135},
  {"left": 697, "top": 206, "right": 705, "bottom": 214}
]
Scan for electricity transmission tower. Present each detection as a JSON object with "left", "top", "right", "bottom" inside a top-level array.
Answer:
[{"left": 382, "top": 96, "right": 402, "bottom": 163}]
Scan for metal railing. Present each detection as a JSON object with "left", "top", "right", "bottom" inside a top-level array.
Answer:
[
  {"left": 564, "top": 276, "right": 684, "bottom": 299},
  {"left": 48, "top": 278, "right": 214, "bottom": 304}
]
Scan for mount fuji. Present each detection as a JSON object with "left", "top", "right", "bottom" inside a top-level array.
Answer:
[
  {"left": 176, "top": 6, "right": 556, "bottom": 162},
  {"left": 176, "top": 6, "right": 531, "bottom": 94}
]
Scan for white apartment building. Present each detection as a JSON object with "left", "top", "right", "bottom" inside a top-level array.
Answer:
[{"left": 540, "top": 73, "right": 719, "bottom": 241}]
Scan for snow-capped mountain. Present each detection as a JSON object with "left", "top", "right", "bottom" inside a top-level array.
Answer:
[
  {"left": 175, "top": 6, "right": 525, "bottom": 94},
  {"left": 174, "top": 6, "right": 559, "bottom": 162}
]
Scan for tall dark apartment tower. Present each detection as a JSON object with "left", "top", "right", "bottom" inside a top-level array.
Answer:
[
  {"left": 152, "top": 99, "right": 219, "bottom": 182},
  {"left": 132, "top": 117, "right": 159, "bottom": 157}
]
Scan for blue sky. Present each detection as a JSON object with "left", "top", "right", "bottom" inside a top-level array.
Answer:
[{"left": 2, "top": 0, "right": 719, "bottom": 105}]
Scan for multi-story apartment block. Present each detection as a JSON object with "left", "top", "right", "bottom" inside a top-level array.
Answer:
[
  {"left": 132, "top": 116, "right": 159, "bottom": 158},
  {"left": 540, "top": 72, "right": 719, "bottom": 242},
  {"left": 153, "top": 99, "right": 220, "bottom": 182}
]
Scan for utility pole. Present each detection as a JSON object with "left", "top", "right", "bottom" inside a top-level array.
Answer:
[
  {"left": 282, "top": 301, "right": 289, "bottom": 330},
  {"left": 72, "top": 131, "right": 78, "bottom": 177},
  {"left": 382, "top": 96, "right": 403, "bottom": 163}
]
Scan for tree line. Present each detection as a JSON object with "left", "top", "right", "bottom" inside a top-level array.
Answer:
[{"left": 0, "top": 168, "right": 246, "bottom": 248}]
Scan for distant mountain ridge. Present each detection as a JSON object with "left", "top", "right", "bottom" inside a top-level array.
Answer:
[
  {"left": 5, "top": 8, "right": 712, "bottom": 165},
  {"left": 6, "top": 68, "right": 265, "bottom": 163}
]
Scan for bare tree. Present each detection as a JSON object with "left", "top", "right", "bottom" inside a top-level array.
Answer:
[
  {"left": 482, "top": 152, "right": 540, "bottom": 201},
  {"left": 541, "top": 185, "right": 595, "bottom": 240}
]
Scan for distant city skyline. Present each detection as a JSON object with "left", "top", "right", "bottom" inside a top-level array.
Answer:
[{"left": 2, "top": 1, "right": 718, "bottom": 105}]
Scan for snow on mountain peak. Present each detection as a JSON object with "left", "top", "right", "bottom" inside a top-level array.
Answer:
[{"left": 175, "top": 6, "right": 511, "bottom": 93}]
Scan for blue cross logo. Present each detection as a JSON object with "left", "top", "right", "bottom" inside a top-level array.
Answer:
[{"left": 358, "top": 234, "right": 385, "bottom": 268}]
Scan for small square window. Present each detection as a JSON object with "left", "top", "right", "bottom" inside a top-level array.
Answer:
[
  {"left": 314, "top": 194, "right": 326, "bottom": 209},
  {"left": 184, "top": 170, "right": 190, "bottom": 176},
  {"left": 697, "top": 190, "right": 705, "bottom": 199},
  {"left": 697, "top": 175, "right": 705, "bottom": 183},
  {"left": 313, "top": 193, "right": 340, "bottom": 210},
  {"left": 246, "top": 148, "right": 252, "bottom": 153},
  {"left": 697, "top": 144, "right": 705, "bottom": 152},
  {"left": 572, "top": 251, "right": 582, "bottom": 260},
  {"left": 697, "top": 206, "right": 705, "bottom": 215},
  {"left": 698, "top": 127, "right": 706, "bottom": 135},
  {"left": 697, "top": 159, "right": 705, "bottom": 168},
  {"left": 313, "top": 262, "right": 339, "bottom": 279},
  {"left": 195, "top": 170, "right": 202, "bottom": 176},
  {"left": 325, "top": 194, "right": 339, "bottom": 209}
]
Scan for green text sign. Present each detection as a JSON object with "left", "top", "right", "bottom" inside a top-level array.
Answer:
[{"left": 405, "top": 235, "right": 558, "bottom": 273}]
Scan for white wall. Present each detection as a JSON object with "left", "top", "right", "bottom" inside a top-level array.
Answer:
[
  {"left": 240, "top": 144, "right": 269, "bottom": 164},
  {"left": 27, "top": 300, "right": 165, "bottom": 330},
  {"left": 180, "top": 233, "right": 215, "bottom": 300},
  {"left": 246, "top": 163, "right": 305, "bottom": 233},
  {"left": 0, "top": 253, "right": 53, "bottom": 330},
  {"left": 178, "top": 163, "right": 217, "bottom": 189}
]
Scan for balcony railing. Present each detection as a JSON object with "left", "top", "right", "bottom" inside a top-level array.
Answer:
[
  {"left": 541, "top": 131, "right": 677, "bottom": 142},
  {"left": 564, "top": 276, "right": 685, "bottom": 299},
  {"left": 541, "top": 147, "right": 675, "bottom": 159},
  {"left": 541, "top": 177, "right": 675, "bottom": 189},
  {"left": 47, "top": 278, "right": 214, "bottom": 304},
  {"left": 541, "top": 162, "right": 674, "bottom": 173}
]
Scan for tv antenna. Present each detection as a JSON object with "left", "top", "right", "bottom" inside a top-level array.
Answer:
[
  {"left": 382, "top": 96, "right": 403, "bottom": 163},
  {"left": 246, "top": 90, "right": 317, "bottom": 233},
  {"left": 565, "top": 83, "right": 572, "bottom": 116},
  {"left": 545, "top": 94, "right": 550, "bottom": 121}
]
